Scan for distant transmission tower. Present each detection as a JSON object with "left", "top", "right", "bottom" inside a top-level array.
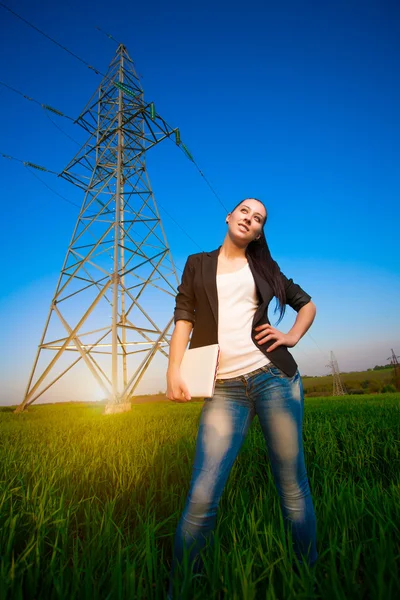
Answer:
[
  {"left": 387, "top": 348, "right": 400, "bottom": 390},
  {"left": 326, "top": 351, "right": 347, "bottom": 396},
  {"left": 15, "top": 44, "right": 185, "bottom": 414}
]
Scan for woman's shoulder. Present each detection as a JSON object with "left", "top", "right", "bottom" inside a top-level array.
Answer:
[
  {"left": 187, "top": 251, "right": 204, "bottom": 260},
  {"left": 186, "top": 248, "right": 218, "bottom": 264}
]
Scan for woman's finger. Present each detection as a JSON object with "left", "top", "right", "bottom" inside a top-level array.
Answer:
[
  {"left": 255, "top": 326, "right": 278, "bottom": 340},
  {"left": 268, "top": 342, "right": 281, "bottom": 352},
  {"left": 269, "top": 337, "right": 284, "bottom": 350},
  {"left": 256, "top": 324, "right": 274, "bottom": 333},
  {"left": 258, "top": 333, "right": 279, "bottom": 344},
  {"left": 180, "top": 385, "right": 191, "bottom": 401}
]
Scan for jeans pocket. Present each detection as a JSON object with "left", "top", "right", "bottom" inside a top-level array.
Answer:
[{"left": 269, "top": 365, "right": 298, "bottom": 380}]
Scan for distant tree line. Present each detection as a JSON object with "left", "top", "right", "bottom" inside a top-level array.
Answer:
[
  {"left": 302, "top": 366, "right": 399, "bottom": 397},
  {"left": 303, "top": 381, "right": 397, "bottom": 397}
]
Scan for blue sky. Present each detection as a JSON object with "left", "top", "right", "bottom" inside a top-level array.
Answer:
[{"left": 0, "top": 0, "right": 399, "bottom": 404}]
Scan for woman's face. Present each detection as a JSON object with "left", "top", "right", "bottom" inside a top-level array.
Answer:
[{"left": 226, "top": 199, "right": 266, "bottom": 243}]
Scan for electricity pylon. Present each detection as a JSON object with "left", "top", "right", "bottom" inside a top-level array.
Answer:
[
  {"left": 387, "top": 348, "right": 400, "bottom": 390},
  {"left": 326, "top": 351, "right": 347, "bottom": 396},
  {"left": 15, "top": 44, "right": 184, "bottom": 413}
]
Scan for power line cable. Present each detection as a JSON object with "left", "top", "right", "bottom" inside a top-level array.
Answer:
[
  {"left": 1, "top": 152, "right": 59, "bottom": 175},
  {"left": 94, "top": 26, "right": 146, "bottom": 80},
  {"left": 0, "top": 2, "right": 102, "bottom": 76},
  {"left": 95, "top": 25, "right": 121, "bottom": 46},
  {"left": 306, "top": 332, "right": 329, "bottom": 359},
  {"left": 191, "top": 157, "right": 228, "bottom": 212},
  {"left": 0, "top": 80, "right": 75, "bottom": 121},
  {"left": 26, "top": 167, "right": 81, "bottom": 209},
  {"left": 1, "top": 153, "right": 81, "bottom": 209},
  {"left": 303, "top": 331, "right": 331, "bottom": 373},
  {"left": 1, "top": 2, "right": 144, "bottom": 95},
  {"left": 43, "top": 108, "right": 81, "bottom": 146},
  {"left": 157, "top": 206, "right": 204, "bottom": 252},
  {"left": 171, "top": 137, "right": 228, "bottom": 212}
]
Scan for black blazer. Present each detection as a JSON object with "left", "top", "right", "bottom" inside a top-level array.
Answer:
[{"left": 173, "top": 247, "right": 312, "bottom": 378}]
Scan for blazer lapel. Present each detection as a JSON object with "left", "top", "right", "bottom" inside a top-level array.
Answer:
[{"left": 202, "top": 247, "right": 220, "bottom": 327}]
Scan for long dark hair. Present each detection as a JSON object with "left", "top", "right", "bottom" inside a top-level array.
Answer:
[{"left": 229, "top": 198, "right": 287, "bottom": 325}]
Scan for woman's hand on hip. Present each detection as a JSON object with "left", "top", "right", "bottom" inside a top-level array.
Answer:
[
  {"left": 254, "top": 324, "right": 299, "bottom": 352},
  {"left": 166, "top": 367, "right": 192, "bottom": 402}
]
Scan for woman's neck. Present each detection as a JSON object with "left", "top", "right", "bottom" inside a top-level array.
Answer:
[{"left": 218, "top": 236, "right": 247, "bottom": 261}]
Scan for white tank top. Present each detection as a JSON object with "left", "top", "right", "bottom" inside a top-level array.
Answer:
[{"left": 216, "top": 262, "right": 271, "bottom": 378}]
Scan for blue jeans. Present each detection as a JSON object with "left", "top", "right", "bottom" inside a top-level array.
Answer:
[{"left": 168, "top": 363, "right": 318, "bottom": 596}]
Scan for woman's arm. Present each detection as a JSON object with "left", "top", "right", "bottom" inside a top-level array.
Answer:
[
  {"left": 286, "top": 301, "right": 316, "bottom": 345},
  {"left": 166, "top": 320, "right": 193, "bottom": 402},
  {"left": 173, "top": 257, "right": 196, "bottom": 325},
  {"left": 166, "top": 254, "right": 197, "bottom": 401},
  {"left": 254, "top": 300, "right": 316, "bottom": 351},
  {"left": 168, "top": 320, "right": 193, "bottom": 370}
]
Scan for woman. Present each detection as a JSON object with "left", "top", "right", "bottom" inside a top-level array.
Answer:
[{"left": 166, "top": 198, "right": 318, "bottom": 597}]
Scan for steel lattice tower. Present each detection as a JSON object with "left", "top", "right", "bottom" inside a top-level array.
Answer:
[
  {"left": 15, "top": 44, "right": 183, "bottom": 414},
  {"left": 326, "top": 351, "right": 347, "bottom": 396},
  {"left": 387, "top": 348, "right": 400, "bottom": 390}
]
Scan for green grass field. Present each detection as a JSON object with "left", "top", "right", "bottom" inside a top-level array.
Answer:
[{"left": 1, "top": 394, "right": 399, "bottom": 599}]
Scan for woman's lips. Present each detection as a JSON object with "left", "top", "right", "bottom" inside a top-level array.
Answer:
[{"left": 238, "top": 223, "right": 249, "bottom": 232}]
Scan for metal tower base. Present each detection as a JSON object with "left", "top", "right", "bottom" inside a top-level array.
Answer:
[{"left": 104, "top": 402, "right": 132, "bottom": 415}]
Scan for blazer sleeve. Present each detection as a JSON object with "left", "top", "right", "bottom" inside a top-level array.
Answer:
[
  {"left": 174, "top": 256, "right": 196, "bottom": 325},
  {"left": 280, "top": 271, "right": 312, "bottom": 312}
]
